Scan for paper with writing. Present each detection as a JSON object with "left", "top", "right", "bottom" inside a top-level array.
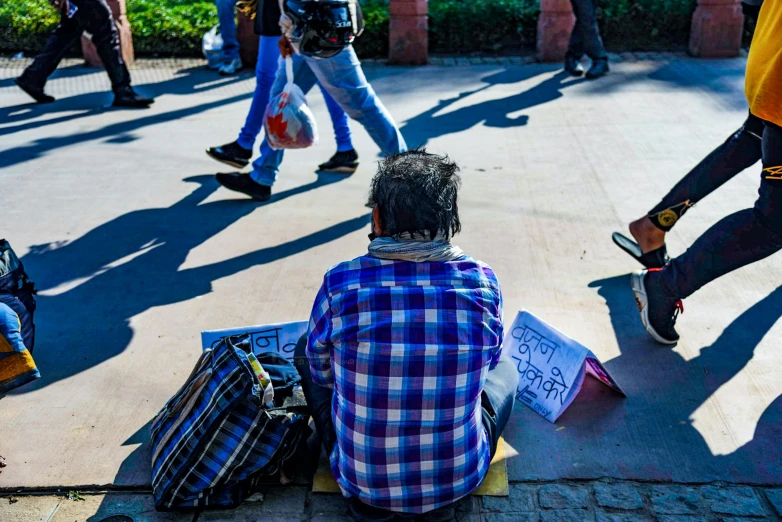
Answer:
[
  {"left": 201, "top": 320, "right": 308, "bottom": 361},
  {"left": 503, "top": 310, "right": 624, "bottom": 422}
]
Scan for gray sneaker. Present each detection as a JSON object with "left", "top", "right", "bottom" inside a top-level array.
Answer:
[{"left": 218, "top": 57, "right": 243, "bottom": 76}]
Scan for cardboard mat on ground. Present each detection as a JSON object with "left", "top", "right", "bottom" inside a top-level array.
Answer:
[{"left": 312, "top": 436, "right": 510, "bottom": 496}]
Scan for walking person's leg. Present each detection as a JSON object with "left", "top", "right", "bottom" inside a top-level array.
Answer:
[
  {"left": 16, "top": 14, "right": 83, "bottom": 103},
  {"left": 568, "top": 0, "right": 608, "bottom": 78},
  {"left": 632, "top": 119, "right": 782, "bottom": 344},
  {"left": 215, "top": 54, "right": 319, "bottom": 200},
  {"left": 237, "top": 35, "right": 282, "bottom": 149},
  {"left": 564, "top": 0, "right": 586, "bottom": 76},
  {"left": 322, "top": 87, "right": 353, "bottom": 153},
  {"left": 207, "top": 35, "right": 283, "bottom": 169},
  {"left": 616, "top": 113, "right": 765, "bottom": 267},
  {"left": 216, "top": 0, "right": 242, "bottom": 74},
  {"left": 78, "top": 0, "right": 152, "bottom": 107},
  {"left": 306, "top": 47, "right": 407, "bottom": 157},
  {"left": 317, "top": 84, "right": 360, "bottom": 173}
]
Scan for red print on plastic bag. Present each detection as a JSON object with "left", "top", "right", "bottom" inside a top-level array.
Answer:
[{"left": 264, "top": 56, "right": 319, "bottom": 150}]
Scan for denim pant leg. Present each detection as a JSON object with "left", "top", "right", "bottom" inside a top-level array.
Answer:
[
  {"left": 481, "top": 356, "right": 519, "bottom": 460},
  {"left": 305, "top": 47, "right": 407, "bottom": 156},
  {"left": 319, "top": 84, "right": 354, "bottom": 152},
  {"left": 250, "top": 54, "right": 319, "bottom": 187},
  {"left": 647, "top": 113, "right": 765, "bottom": 231},
  {"left": 216, "top": 0, "right": 240, "bottom": 61},
  {"left": 293, "top": 334, "right": 337, "bottom": 456},
  {"left": 567, "top": 0, "right": 607, "bottom": 60},
  {"left": 237, "top": 36, "right": 281, "bottom": 150},
  {"left": 658, "top": 120, "right": 782, "bottom": 300}
]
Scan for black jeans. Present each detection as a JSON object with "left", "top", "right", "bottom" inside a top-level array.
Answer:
[
  {"left": 567, "top": 0, "right": 607, "bottom": 61},
  {"left": 292, "top": 334, "right": 518, "bottom": 471},
  {"left": 656, "top": 119, "right": 782, "bottom": 300},
  {"left": 21, "top": 0, "right": 131, "bottom": 92},
  {"left": 647, "top": 112, "right": 765, "bottom": 231}
]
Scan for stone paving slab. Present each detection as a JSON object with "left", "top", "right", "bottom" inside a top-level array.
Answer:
[
  {"left": 0, "top": 55, "right": 781, "bottom": 491},
  {"left": 3, "top": 481, "right": 782, "bottom": 521}
]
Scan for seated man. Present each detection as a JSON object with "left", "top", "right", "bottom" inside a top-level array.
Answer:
[{"left": 294, "top": 150, "right": 518, "bottom": 521}]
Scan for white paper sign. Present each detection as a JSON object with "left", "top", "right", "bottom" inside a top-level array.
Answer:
[
  {"left": 503, "top": 310, "right": 625, "bottom": 423},
  {"left": 201, "top": 320, "right": 308, "bottom": 361}
]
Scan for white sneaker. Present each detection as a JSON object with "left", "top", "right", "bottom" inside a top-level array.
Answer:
[{"left": 218, "top": 58, "right": 243, "bottom": 76}]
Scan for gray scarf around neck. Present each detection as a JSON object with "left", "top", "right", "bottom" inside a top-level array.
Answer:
[{"left": 368, "top": 232, "right": 465, "bottom": 263}]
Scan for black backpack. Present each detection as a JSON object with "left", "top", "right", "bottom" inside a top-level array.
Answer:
[{"left": 0, "top": 239, "right": 36, "bottom": 351}]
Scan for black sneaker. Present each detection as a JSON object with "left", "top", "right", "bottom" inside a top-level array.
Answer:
[
  {"left": 318, "top": 149, "right": 359, "bottom": 174},
  {"left": 630, "top": 269, "right": 682, "bottom": 345},
  {"left": 564, "top": 54, "right": 585, "bottom": 77},
  {"left": 112, "top": 87, "right": 154, "bottom": 108},
  {"left": 348, "top": 497, "right": 395, "bottom": 522},
  {"left": 14, "top": 77, "right": 55, "bottom": 104},
  {"left": 215, "top": 173, "right": 271, "bottom": 202},
  {"left": 206, "top": 141, "right": 253, "bottom": 169},
  {"left": 586, "top": 58, "right": 610, "bottom": 79}
]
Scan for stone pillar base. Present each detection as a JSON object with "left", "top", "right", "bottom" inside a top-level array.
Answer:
[
  {"left": 537, "top": 0, "right": 575, "bottom": 63},
  {"left": 82, "top": 0, "right": 134, "bottom": 67},
  {"left": 238, "top": 11, "right": 259, "bottom": 68},
  {"left": 689, "top": 0, "right": 744, "bottom": 58},
  {"left": 389, "top": 0, "right": 428, "bottom": 65}
]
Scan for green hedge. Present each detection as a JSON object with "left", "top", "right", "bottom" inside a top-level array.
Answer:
[{"left": 0, "top": 0, "right": 697, "bottom": 58}]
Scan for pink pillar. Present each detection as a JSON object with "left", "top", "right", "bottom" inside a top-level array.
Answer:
[
  {"left": 537, "top": 0, "right": 575, "bottom": 62},
  {"left": 689, "top": 0, "right": 744, "bottom": 57},
  {"left": 389, "top": 0, "right": 428, "bottom": 65},
  {"left": 81, "top": 0, "right": 134, "bottom": 67}
]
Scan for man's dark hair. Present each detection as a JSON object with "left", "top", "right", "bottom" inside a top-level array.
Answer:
[{"left": 368, "top": 149, "right": 462, "bottom": 240}]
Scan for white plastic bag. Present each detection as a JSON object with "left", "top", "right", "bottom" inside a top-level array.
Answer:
[
  {"left": 202, "top": 25, "right": 224, "bottom": 69},
  {"left": 264, "top": 57, "right": 319, "bottom": 150}
]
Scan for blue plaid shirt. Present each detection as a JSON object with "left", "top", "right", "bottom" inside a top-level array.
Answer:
[{"left": 307, "top": 254, "right": 504, "bottom": 513}]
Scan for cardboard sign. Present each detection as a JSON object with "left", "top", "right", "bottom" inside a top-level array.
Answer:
[
  {"left": 201, "top": 321, "right": 308, "bottom": 361},
  {"left": 504, "top": 310, "right": 625, "bottom": 422}
]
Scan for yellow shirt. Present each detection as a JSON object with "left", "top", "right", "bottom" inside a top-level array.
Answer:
[{"left": 746, "top": 0, "right": 782, "bottom": 126}]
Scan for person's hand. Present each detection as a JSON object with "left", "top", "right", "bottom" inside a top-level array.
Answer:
[
  {"left": 278, "top": 37, "right": 295, "bottom": 58},
  {"left": 49, "top": 0, "right": 70, "bottom": 13}
]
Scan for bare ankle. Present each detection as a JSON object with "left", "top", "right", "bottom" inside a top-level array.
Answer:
[{"left": 629, "top": 217, "right": 665, "bottom": 253}]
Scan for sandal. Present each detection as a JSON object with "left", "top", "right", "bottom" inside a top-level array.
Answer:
[{"left": 612, "top": 232, "right": 669, "bottom": 269}]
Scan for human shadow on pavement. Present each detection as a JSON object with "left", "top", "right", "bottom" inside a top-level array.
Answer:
[
  {"left": 12, "top": 174, "right": 366, "bottom": 394},
  {"left": 577, "top": 275, "right": 782, "bottom": 483},
  {"left": 581, "top": 60, "right": 748, "bottom": 111},
  {"left": 400, "top": 68, "right": 585, "bottom": 148},
  {"left": 0, "top": 65, "right": 252, "bottom": 146}
]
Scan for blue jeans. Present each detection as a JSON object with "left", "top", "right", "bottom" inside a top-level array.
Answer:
[
  {"left": 250, "top": 46, "right": 407, "bottom": 187},
  {"left": 236, "top": 36, "right": 354, "bottom": 156},
  {"left": 216, "top": 0, "right": 240, "bottom": 61}
]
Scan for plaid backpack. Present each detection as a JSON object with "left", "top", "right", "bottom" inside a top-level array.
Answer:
[{"left": 151, "top": 335, "right": 307, "bottom": 511}]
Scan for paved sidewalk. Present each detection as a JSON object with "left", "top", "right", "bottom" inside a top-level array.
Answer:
[{"left": 1, "top": 54, "right": 781, "bottom": 516}]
